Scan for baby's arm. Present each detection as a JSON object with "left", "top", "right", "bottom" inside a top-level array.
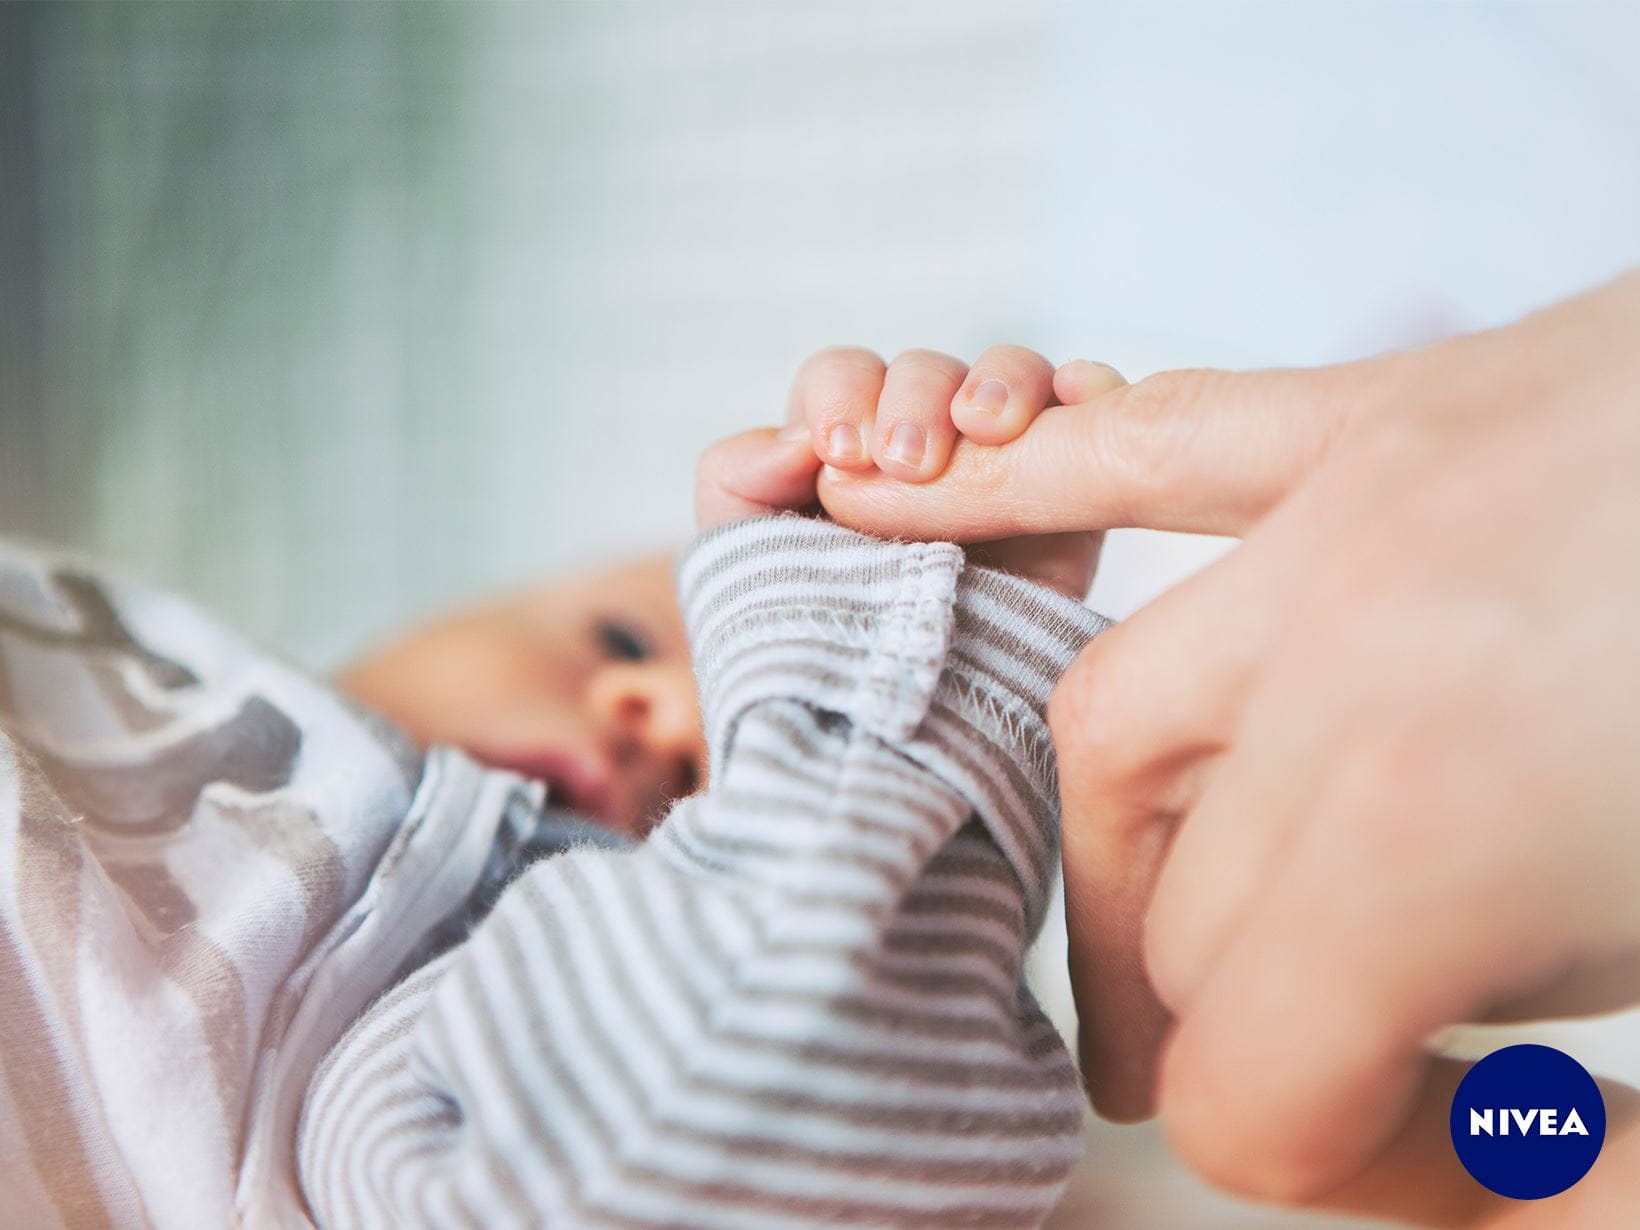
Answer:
[{"left": 298, "top": 512, "right": 1108, "bottom": 1227}]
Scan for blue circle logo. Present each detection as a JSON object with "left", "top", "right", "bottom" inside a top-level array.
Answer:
[{"left": 1449, "top": 1044, "right": 1605, "bottom": 1200}]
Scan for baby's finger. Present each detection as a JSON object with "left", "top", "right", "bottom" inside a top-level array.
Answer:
[
  {"left": 1053, "top": 358, "right": 1126, "bottom": 406},
  {"left": 789, "top": 346, "right": 886, "bottom": 472},
  {"left": 950, "top": 345, "right": 1058, "bottom": 446},
  {"left": 870, "top": 349, "right": 967, "bottom": 481},
  {"left": 695, "top": 428, "right": 822, "bottom": 530}
]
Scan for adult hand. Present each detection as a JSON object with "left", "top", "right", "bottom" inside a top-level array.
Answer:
[{"left": 815, "top": 272, "right": 1640, "bottom": 1214}]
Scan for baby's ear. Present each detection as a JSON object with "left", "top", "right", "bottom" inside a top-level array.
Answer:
[{"left": 694, "top": 428, "right": 822, "bottom": 530}]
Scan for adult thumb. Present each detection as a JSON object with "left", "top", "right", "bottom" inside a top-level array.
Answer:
[{"left": 819, "top": 361, "right": 1375, "bottom": 541}]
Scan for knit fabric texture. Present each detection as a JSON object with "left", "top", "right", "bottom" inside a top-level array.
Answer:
[{"left": 0, "top": 518, "right": 1108, "bottom": 1228}]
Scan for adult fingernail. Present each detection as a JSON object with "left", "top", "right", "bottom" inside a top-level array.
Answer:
[
  {"left": 827, "top": 423, "right": 862, "bottom": 462},
  {"left": 777, "top": 421, "right": 810, "bottom": 441},
  {"left": 968, "top": 378, "right": 1009, "bottom": 414},
  {"left": 884, "top": 422, "right": 926, "bottom": 468}
]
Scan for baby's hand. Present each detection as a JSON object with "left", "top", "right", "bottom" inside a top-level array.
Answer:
[
  {"left": 695, "top": 347, "right": 1125, "bottom": 597},
  {"left": 789, "top": 345, "right": 1124, "bottom": 483}
]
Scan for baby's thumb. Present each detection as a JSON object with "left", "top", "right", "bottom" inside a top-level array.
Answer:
[
  {"left": 820, "top": 362, "right": 1370, "bottom": 541},
  {"left": 695, "top": 428, "right": 823, "bottom": 530}
]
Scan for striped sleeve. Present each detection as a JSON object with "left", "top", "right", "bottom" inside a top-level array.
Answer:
[{"left": 297, "top": 516, "right": 1110, "bottom": 1229}]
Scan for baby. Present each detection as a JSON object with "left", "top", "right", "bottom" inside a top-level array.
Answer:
[
  {"left": 336, "top": 551, "right": 701, "bottom": 841},
  {"left": 336, "top": 345, "right": 1123, "bottom": 836},
  {"left": 0, "top": 343, "right": 1116, "bottom": 1229}
]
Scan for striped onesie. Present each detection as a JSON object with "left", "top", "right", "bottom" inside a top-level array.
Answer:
[{"left": 0, "top": 516, "right": 1108, "bottom": 1228}]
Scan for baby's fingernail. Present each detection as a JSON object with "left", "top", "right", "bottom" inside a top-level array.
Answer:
[
  {"left": 777, "top": 421, "right": 810, "bottom": 441},
  {"left": 968, "top": 378, "right": 1009, "bottom": 414},
  {"left": 1062, "top": 358, "right": 1127, "bottom": 391},
  {"left": 1073, "top": 358, "right": 1124, "bottom": 381},
  {"left": 884, "top": 423, "right": 926, "bottom": 468},
  {"left": 826, "top": 423, "right": 863, "bottom": 463}
]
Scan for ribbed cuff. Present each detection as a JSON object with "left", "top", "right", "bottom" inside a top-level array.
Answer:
[{"left": 678, "top": 515, "right": 1109, "bottom": 930}]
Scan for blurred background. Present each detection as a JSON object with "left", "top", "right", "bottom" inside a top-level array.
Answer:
[{"left": 3, "top": 2, "right": 1638, "bottom": 1225}]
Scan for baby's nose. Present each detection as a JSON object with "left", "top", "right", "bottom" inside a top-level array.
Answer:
[{"left": 590, "top": 661, "right": 706, "bottom": 792}]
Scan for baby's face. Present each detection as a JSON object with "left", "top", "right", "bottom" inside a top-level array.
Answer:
[{"left": 339, "top": 554, "right": 702, "bottom": 838}]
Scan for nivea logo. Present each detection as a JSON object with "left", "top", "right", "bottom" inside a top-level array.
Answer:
[
  {"left": 1450, "top": 1044, "right": 1605, "bottom": 1200},
  {"left": 1468, "top": 1107, "right": 1589, "bottom": 1137}
]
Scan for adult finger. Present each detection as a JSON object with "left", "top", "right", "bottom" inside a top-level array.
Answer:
[
  {"left": 1303, "top": 1057, "right": 1506, "bottom": 1227},
  {"left": 1484, "top": 952, "right": 1640, "bottom": 1022},
  {"left": 1053, "top": 543, "right": 1279, "bottom": 1120},
  {"left": 819, "top": 360, "right": 1378, "bottom": 540},
  {"left": 1300, "top": 1059, "right": 1636, "bottom": 1227},
  {"left": 1156, "top": 783, "right": 1569, "bottom": 1205},
  {"left": 1135, "top": 452, "right": 1455, "bottom": 1015},
  {"left": 1141, "top": 722, "right": 1324, "bottom": 1019}
]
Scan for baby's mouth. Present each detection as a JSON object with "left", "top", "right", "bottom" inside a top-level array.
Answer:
[{"left": 468, "top": 744, "right": 624, "bottom": 832}]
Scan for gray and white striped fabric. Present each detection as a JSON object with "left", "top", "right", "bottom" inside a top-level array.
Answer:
[
  {"left": 0, "top": 538, "right": 585, "bottom": 1227},
  {"left": 297, "top": 517, "right": 1109, "bottom": 1228},
  {"left": 0, "top": 516, "right": 1107, "bottom": 1228},
  {"left": 0, "top": 536, "right": 427, "bottom": 1228}
]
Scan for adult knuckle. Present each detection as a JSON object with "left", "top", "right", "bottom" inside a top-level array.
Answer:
[
  {"left": 1123, "top": 367, "right": 1226, "bottom": 420},
  {"left": 1141, "top": 911, "right": 1198, "bottom": 1015},
  {"left": 1049, "top": 639, "right": 1139, "bottom": 772},
  {"left": 1048, "top": 643, "right": 1107, "bottom": 744}
]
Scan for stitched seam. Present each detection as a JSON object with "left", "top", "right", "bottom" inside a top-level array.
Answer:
[
  {"left": 702, "top": 608, "right": 879, "bottom": 659},
  {"left": 942, "top": 669, "right": 1057, "bottom": 796}
]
